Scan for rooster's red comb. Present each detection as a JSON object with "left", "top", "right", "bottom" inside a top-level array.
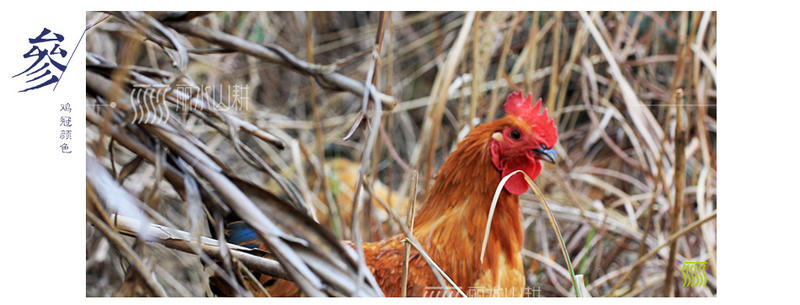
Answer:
[{"left": 503, "top": 91, "right": 558, "bottom": 147}]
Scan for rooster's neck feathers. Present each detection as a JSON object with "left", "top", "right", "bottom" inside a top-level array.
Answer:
[{"left": 411, "top": 118, "right": 524, "bottom": 288}]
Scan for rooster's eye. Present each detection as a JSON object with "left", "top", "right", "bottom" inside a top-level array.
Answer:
[{"left": 510, "top": 129, "right": 521, "bottom": 140}]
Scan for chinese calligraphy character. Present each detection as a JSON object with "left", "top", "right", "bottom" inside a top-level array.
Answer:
[
  {"left": 12, "top": 28, "right": 67, "bottom": 92},
  {"left": 230, "top": 83, "right": 249, "bottom": 108},
  {"left": 59, "top": 116, "right": 72, "bottom": 127},
  {"left": 59, "top": 102, "right": 73, "bottom": 155},
  {"left": 60, "top": 143, "right": 72, "bottom": 154}
]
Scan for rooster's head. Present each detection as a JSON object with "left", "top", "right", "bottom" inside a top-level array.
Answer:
[{"left": 489, "top": 91, "right": 558, "bottom": 195}]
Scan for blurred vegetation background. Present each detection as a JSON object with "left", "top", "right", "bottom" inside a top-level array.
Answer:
[{"left": 86, "top": 11, "right": 716, "bottom": 297}]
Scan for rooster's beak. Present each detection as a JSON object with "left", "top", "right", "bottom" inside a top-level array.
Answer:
[{"left": 533, "top": 148, "right": 557, "bottom": 163}]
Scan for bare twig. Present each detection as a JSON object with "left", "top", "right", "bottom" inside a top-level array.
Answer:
[
  {"left": 664, "top": 89, "right": 687, "bottom": 296},
  {"left": 109, "top": 213, "right": 290, "bottom": 280},
  {"left": 86, "top": 211, "right": 167, "bottom": 297},
  {"left": 348, "top": 11, "right": 388, "bottom": 293},
  {"left": 165, "top": 21, "right": 395, "bottom": 109},
  {"left": 400, "top": 172, "right": 418, "bottom": 297}
]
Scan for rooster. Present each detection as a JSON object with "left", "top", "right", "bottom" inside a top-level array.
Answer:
[{"left": 221, "top": 91, "right": 558, "bottom": 297}]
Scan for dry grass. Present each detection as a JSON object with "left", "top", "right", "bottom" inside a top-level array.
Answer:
[{"left": 85, "top": 11, "right": 716, "bottom": 297}]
